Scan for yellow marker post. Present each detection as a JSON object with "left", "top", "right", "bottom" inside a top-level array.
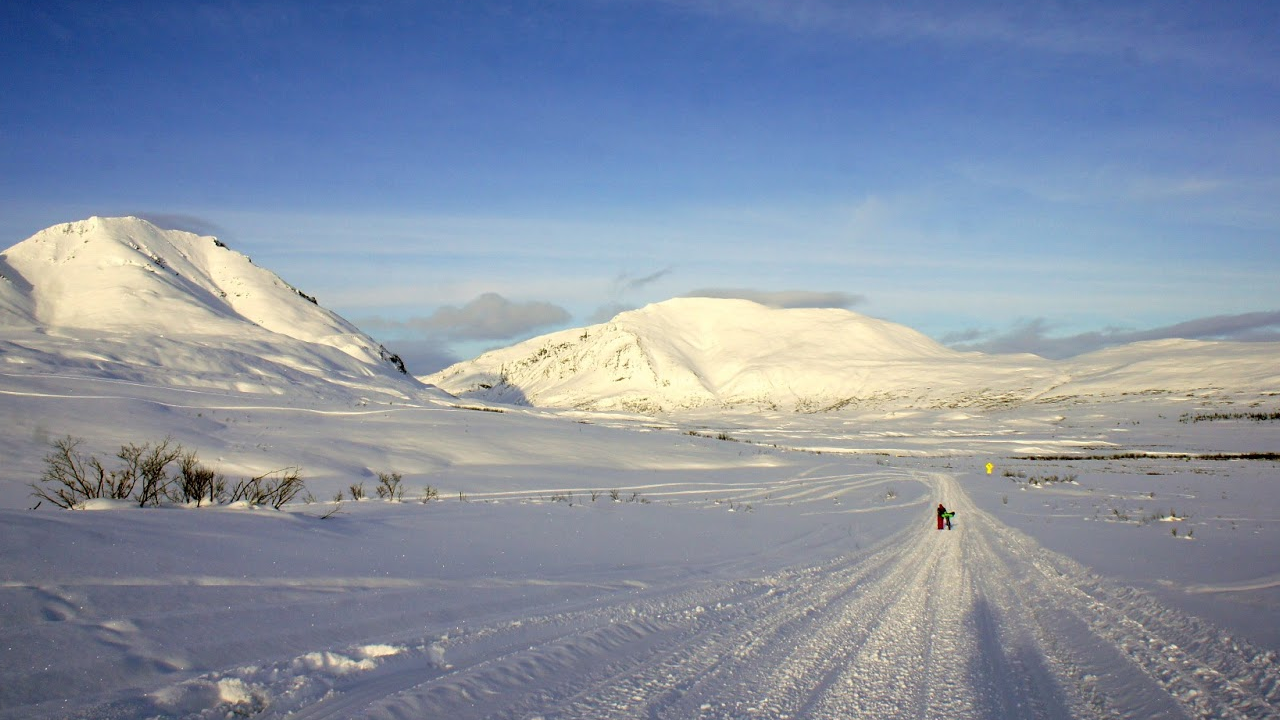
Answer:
[{"left": 985, "top": 462, "right": 994, "bottom": 475}]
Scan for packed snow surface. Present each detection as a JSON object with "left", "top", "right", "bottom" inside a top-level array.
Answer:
[{"left": 1, "top": 218, "right": 1278, "bottom": 719}]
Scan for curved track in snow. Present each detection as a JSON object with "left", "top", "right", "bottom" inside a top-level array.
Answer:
[{"left": 257, "top": 470, "right": 1280, "bottom": 720}]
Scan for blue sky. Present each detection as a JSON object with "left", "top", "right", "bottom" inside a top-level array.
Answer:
[{"left": 3, "top": 0, "right": 1278, "bottom": 371}]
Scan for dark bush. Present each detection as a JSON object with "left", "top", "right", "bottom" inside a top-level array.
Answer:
[
  {"left": 32, "top": 436, "right": 304, "bottom": 510},
  {"left": 376, "top": 471, "right": 405, "bottom": 501}
]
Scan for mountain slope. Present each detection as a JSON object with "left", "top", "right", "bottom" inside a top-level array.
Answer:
[
  {"left": 0, "top": 217, "right": 423, "bottom": 401},
  {"left": 425, "top": 298, "right": 1280, "bottom": 413},
  {"left": 424, "top": 298, "right": 1067, "bottom": 412},
  {"left": 1053, "top": 338, "right": 1280, "bottom": 398}
]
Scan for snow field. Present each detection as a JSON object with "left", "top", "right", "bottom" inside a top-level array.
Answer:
[
  {"left": 2, "top": 379, "right": 1279, "bottom": 718},
  {"left": 3, "top": 219, "right": 1278, "bottom": 718}
]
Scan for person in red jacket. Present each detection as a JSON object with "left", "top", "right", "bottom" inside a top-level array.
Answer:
[{"left": 936, "top": 503, "right": 953, "bottom": 530}]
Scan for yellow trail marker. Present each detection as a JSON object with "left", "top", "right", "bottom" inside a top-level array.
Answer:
[{"left": 985, "top": 462, "right": 994, "bottom": 475}]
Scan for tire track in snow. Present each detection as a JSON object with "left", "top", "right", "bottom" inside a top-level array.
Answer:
[
  {"left": 180, "top": 466, "right": 1280, "bottom": 720},
  {"left": 976, "top": 516, "right": 1280, "bottom": 719},
  {"left": 283, "top": 568, "right": 838, "bottom": 720},
  {"left": 320, "top": 537, "right": 912, "bottom": 720},
  {"left": 579, "top": 534, "right": 919, "bottom": 719},
  {"left": 948, "top": 470, "right": 1280, "bottom": 720},
  {"left": 798, "top": 488, "right": 986, "bottom": 720}
]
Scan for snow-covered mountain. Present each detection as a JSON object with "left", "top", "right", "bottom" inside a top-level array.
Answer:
[
  {"left": 0, "top": 217, "right": 425, "bottom": 402},
  {"left": 424, "top": 298, "right": 1279, "bottom": 412},
  {"left": 4, "top": 218, "right": 1274, "bottom": 414}
]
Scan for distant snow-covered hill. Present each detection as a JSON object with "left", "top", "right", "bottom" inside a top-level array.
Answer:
[
  {"left": 424, "top": 298, "right": 1059, "bottom": 412},
  {"left": 4, "top": 218, "right": 1273, "bottom": 414},
  {"left": 0, "top": 217, "right": 429, "bottom": 402},
  {"left": 424, "top": 298, "right": 1279, "bottom": 413}
]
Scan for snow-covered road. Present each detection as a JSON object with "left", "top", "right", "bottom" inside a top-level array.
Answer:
[{"left": 195, "top": 470, "right": 1278, "bottom": 720}]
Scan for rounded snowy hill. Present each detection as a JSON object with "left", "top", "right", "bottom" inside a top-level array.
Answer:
[
  {"left": 424, "top": 298, "right": 1067, "bottom": 412},
  {"left": 0, "top": 217, "right": 425, "bottom": 401},
  {"left": 1050, "top": 338, "right": 1280, "bottom": 399},
  {"left": 426, "top": 298, "right": 1280, "bottom": 413}
]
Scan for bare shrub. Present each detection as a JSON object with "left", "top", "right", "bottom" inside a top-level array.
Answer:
[
  {"left": 173, "top": 451, "right": 226, "bottom": 507},
  {"left": 117, "top": 439, "right": 183, "bottom": 507},
  {"left": 33, "top": 436, "right": 306, "bottom": 511},
  {"left": 30, "top": 436, "right": 112, "bottom": 508},
  {"left": 230, "top": 468, "right": 305, "bottom": 509},
  {"left": 32, "top": 436, "right": 182, "bottom": 508},
  {"left": 348, "top": 482, "right": 366, "bottom": 500},
  {"left": 375, "top": 472, "right": 405, "bottom": 501}
]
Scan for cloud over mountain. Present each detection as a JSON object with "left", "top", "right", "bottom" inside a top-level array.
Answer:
[
  {"left": 682, "top": 288, "right": 866, "bottom": 309},
  {"left": 411, "top": 293, "right": 571, "bottom": 341},
  {"left": 361, "top": 292, "right": 572, "bottom": 344},
  {"left": 947, "top": 311, "right": 1280, "bottom": 358}
]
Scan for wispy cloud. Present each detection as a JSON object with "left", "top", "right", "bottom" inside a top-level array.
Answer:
[
  {"left": 946, "top": 311, "right": 1280, "bottom": 358},
  {"left": 587, "top": 266, "right": 679, "bottom": 324},
  {"left": 956, "top": 163, "right": 1229, "bottom": 207},
  {"left": 683, "top": 288, "right": 866, "bottom": 309},
  {"left": 614, "top": 266, "right": 675, "bottom": 294},
  {"left": 587, "top": 303, "right": 632, "bottom": 324},
  {"left": 650, "top": 0, "right": 1279, "bottom": 78}
]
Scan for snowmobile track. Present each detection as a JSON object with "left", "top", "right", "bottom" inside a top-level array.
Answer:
[{"left": 191, "top": 469, "right": 1280, "bottom": 719}]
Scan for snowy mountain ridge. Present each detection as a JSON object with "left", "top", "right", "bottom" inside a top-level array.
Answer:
[
  {"left": 425, "top": 298, "right": 1280, "bottom": 413},
  {"left": 0, "top": 217, "right": 425, "bottom": 402},
  {"left": 2, "top": 217, "right": 1274, "bottom": 413}
]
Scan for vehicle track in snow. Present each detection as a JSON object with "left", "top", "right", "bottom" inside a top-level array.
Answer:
[{"left": 187, "top": 469, "right": 1280, "bottom": 719}]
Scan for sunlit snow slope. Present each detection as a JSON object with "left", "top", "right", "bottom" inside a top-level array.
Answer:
[
  {"left": 0, "top": 217, "right": 426, "bottom": 401},
  {"left": 425, "top": 298, "right": 1279, "bottom": 412}
]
